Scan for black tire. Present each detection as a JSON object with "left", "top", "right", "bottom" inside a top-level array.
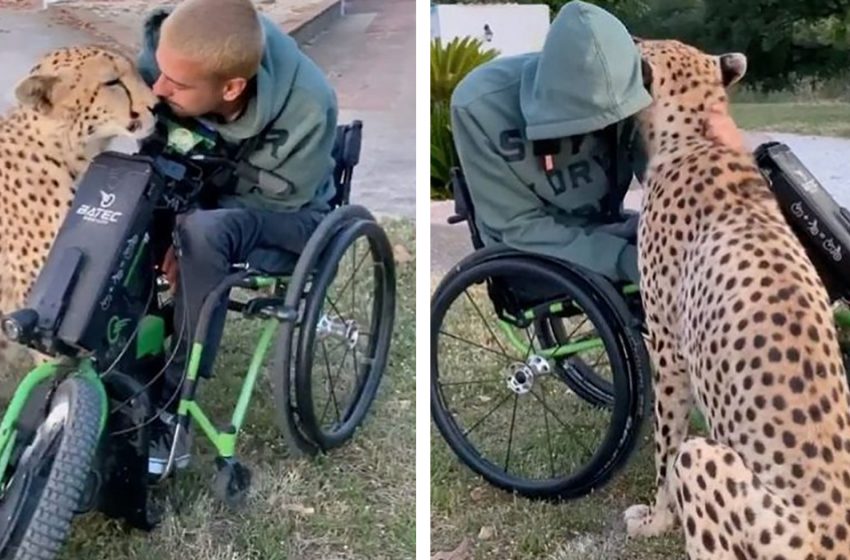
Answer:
[
  {"left": 431, "top": 255, "right": 648, "bottom": 501},
  {"left": 292, "top": 218, "right": 395, "bottom": 449},
  {"left": 0, "top": 377, "right": 102, "bottom": 560}
]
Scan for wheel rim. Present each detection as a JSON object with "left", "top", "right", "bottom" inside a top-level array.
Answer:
[
  {"left": 431, "top": 257, "right": 633, "bottom": 494},
  {"left": 297, "top": 219, "right": 394, "bottom": 447}
]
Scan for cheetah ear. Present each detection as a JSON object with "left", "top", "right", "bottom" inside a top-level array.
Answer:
[
  {"left": 719, "top": 53, "right": 747, "bottom": 87},
  {"left": 14, "top": 74, "right": 60, "bottom": 114}
]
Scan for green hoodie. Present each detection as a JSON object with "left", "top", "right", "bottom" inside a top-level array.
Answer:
[
  {"left": 138, "top": 9, "right": 338, "bottom": 212},
  {"left": 450, "top": 0, "right": 651, "bottom": 283}
]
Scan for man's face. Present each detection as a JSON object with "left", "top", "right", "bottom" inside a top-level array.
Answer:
[{"left": 152, "top": 42, "right": 225, "bottom": 117}]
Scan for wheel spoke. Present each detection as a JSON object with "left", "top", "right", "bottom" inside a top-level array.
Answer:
[
  {"left": 589, "top": 353, "right": 606, "bottom": 370},
  {"left": 461, "top": 392, "right": 513, "bottom": 438},
  {"left": 463, "top": 290, "right": 514, "bottom": 359},
  {"left": 319, "top": 340, "right": 336, "bottom": 424},
  {"left": 325, "top": 295, "right": 347, "bottom": 322},
  {"left": 526, "top": 388, "right": 569, "bottom": 430},
  {"left": 438, "top": 330, "right": 518, "bottom": 363},
  {"left": 529, "top": 385, "right": 594, "bottom": 458},
  {"left": 539, "top": 381, "right": 556, "bottom": 478},
  {"left": 330, "top": 343, "right": 353, "bottom": 407},
  {"left": 565, "top": 316, "right": 590, "bottom": 341},
  {"left": 439, "top": 379, "right": 503, "bottom": 387},
  {"left": 523, "top": 326, "right": 538, "bottom": 360},
  {"left": 334, "top": 247, "right": 370, "bottom": 305},
  {"left": 321, "top": 339, "right": 343, "bottom": 426},
  {"left": 504, "top": 393, "right": 519, "bottom": 472}
]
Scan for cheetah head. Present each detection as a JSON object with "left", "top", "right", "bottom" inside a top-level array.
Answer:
[
  {"left": 13, "top": 45, "right": 158, "bottom": 145},
  {"left": 635, "top": 39, "right": 746, "bottom": 154}
]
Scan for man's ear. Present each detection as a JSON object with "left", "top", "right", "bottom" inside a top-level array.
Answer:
[
  {"left": 719, "top": 53, "right": 747, "bottom": 87},
  {"left": 641, "top": 57, "right": 653, "bottom": 94},
  {"left": 222, "top": 77, "right": 248, "bottom": 103},
  {"left": 15, "top": 74, "right": 60, "bottom": 114}
]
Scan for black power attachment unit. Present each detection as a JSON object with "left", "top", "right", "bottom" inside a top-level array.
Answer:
[{"left": 756, "top": 141, "right": 850, "bottom": 300}]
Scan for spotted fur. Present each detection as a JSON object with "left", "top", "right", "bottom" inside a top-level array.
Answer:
[
  {"left": 0, "top": 46, "right": 156, "bottom": 365},
  {"left": 624, "top": 39, "right": 850, "bottom": 560}
]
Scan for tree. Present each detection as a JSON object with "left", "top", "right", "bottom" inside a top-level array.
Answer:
[{"left": 701, "top": 0, "right": 850, "bottom": 89}]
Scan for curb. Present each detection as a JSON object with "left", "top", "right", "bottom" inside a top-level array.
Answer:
[
  {"left": 289, "top": 0, "right": 341, "bottom": 45},
  {"left": 41, "top": 0, "right": 342, "bottom": 52}
]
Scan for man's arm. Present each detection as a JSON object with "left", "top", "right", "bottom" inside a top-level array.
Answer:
[
  {"left": 234, "top": 93, "right": 337, "bottom": 200},
  {"left": 452, "top": 105, "right": 639, "bottom": 283}
]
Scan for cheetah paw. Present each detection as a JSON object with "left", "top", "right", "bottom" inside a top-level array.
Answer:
[{"left": 623, "top": 504, "right": 674, "bottom": 538}]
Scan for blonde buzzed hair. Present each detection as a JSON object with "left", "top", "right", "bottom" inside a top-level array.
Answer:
[{"left": 160, "top": 0, "right": 265, "bottom": 79}]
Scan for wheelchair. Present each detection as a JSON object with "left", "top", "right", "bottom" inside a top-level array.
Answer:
[
  {"left": 431, "top": 141, "right": 850, "bottom": 502},
  {"left": 0, "top": 116, "right": 395, "bottom": 560}
]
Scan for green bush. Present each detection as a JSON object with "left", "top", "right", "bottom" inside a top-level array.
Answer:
[
  {"left": 431, "top": 101, "right": 457, "bottom": 200},
  {"left": 430, "top": 36, "right": 499, "bottom": 199}
]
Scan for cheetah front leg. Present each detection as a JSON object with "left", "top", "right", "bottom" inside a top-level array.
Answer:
[{"left": 624, "top": 334, "right": 692, "bottom": 538}]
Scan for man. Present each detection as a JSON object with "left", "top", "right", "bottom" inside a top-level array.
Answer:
[
  {"left": 136, "top": 0, "right": 338, "bottom": 475},
  {"left": 450, "top": 0, "right": 745, "bottom": 285}
]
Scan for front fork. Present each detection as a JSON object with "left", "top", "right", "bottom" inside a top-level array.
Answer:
[
  {"left": 161, "top": 271, "right": 287, "bottom": 481},
  {"left": 0, "top": 359, "right": 106, "bottom": 487}
]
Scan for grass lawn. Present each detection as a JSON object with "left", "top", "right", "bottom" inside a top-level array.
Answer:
[
  {"left": 24, "top": 219, "right": 416, "bottom": 560},
  {"left": 429, "top": 276, "right": 707, "bottom": 560},
  {"left": 732, "top": 101, "right": 850, "bottom": 137}
]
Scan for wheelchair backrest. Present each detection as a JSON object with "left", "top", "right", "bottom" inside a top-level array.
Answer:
[
  {"left": 329, "top": 120, "right": 363, "bottom": 208},
  {"left": 448, "top": 167, "right": 485, "bottom": 250}
]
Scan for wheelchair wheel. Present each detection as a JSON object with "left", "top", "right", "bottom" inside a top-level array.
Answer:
[
  {"left": 431, "top": 255, "right": 648, "bottom": 501},
  {"left": 0, "top": 376, "right": 102, "bottom": 560},
  {"left": 277, "top": 213, "right": 395, "bottom": 453}
]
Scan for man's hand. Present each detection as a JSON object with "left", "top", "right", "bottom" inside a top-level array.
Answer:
[
  {"left": 162, "top": 245, "right": 179, "bottom": 294},
  {"left": 704, "top": 103, "right": 747, "bottom": 152}
]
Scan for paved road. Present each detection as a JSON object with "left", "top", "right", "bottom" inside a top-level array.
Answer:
[
  {"left": 301, "top": 0, "right": 416, "bottom": 219},
  {"left": 0, "top": 2, "right": 416, "bottom": 219},
  {"left": 0, "top": 10, "right": 94, "bottom": 113}
]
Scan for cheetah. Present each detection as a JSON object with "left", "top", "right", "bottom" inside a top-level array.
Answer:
[
  {"left": 623, "top": 39, "right": 850, "bottom": 560},
  {"left": 0, "top": 46, "right": 157, "bottom": 365}
]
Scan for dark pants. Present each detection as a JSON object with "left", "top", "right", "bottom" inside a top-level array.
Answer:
[{"left": 157, "top": 205, "right": 327, "bottom": 411}]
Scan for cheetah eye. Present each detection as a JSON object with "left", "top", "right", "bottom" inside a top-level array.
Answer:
[{"left": 104, "top": 78, "right": 122, "bottom": 87}]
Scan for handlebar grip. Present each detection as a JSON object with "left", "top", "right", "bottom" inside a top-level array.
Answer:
[{"left": 447, "top": 215, "right": 466, "bottom": 225}]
